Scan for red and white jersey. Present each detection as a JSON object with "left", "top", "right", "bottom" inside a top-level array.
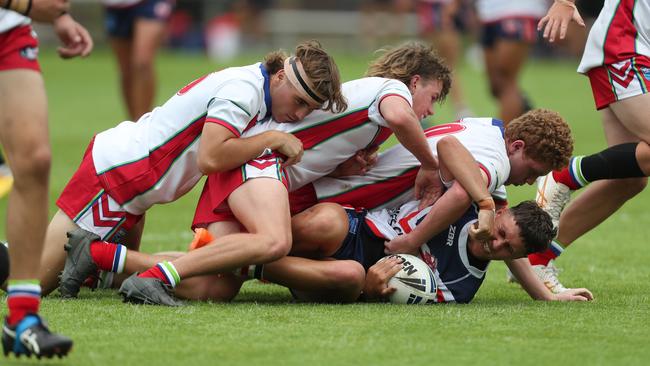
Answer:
[
  {"left": 92, "top": 63, "right": 270, "bottom": 215},
  {"left": 475, "top": 0, "right": 548, "bottom": 23},
  {"left": 578, "top": 0, "right": 650, "bottom": 73},
  {"left": 242, "top": 77, "right": 411, "bottom": 191},
  {"left": 314, "top": 118, "right": 509, "bottom": 210},
  {"left": 0, "top": 9, "right": 30, "bottom": 33}
]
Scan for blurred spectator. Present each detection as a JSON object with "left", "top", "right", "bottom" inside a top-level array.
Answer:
[
  {"left": 360, "top": 0, "right": 410, "bottom": 50},
  {"left": 416, "top": 0, "right": 475, "bottom": 119},
  {"left": 103, "top": 0, "right": 175, "bottom": 120},
  {"left": 475, "top": 0, "right": 548, "bottom": 123}
]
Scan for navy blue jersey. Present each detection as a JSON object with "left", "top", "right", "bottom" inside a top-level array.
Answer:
[{"left": 417, "top": 206, "right": 490, "bottom": 303}]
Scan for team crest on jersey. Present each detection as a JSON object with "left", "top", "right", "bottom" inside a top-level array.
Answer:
[{"left": 20, "top": 46, "right": 38, "bottom": 61}]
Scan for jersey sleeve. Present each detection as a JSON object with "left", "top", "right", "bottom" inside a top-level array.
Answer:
[
  {"left": 206, "top": 79, "right": 262, "bottom": 137},
  {"left": 367, "top": 79, "right": 413, "bottom": 128}
]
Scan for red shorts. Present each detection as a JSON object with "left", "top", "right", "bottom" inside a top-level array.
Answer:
[
  {"left": 191, "top": 154, "right": 288, "bottom": 229},
  {"left": 56, "top": 139, "right": 143, "bottom": 242},
  {"left": 0, "top": 25, "right": 40, "bottom": 72},
  {"left": 586, "top": 56, "right": 650, "bottom": 110}
]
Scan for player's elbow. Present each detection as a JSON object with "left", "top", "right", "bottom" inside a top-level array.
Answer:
[{"left": 449, "top": 182, "right": 472, "bottom": 206}]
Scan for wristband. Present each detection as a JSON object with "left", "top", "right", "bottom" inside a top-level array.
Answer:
[{"left": 477, "top": 197, "right": 495, "bottom": 211}]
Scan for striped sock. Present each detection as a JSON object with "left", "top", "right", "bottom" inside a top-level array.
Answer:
[
  {"left": 90, "top": 241, "right": 127, "bottom": 273},
  {"left": 552, "top": 156, "right": 588, "bottom": 190},
  {"left": 528, "top": 240, "right": 565, "bottom": 266},
  {"left": 6, "top": 280, "right": 41, "bottom": 326},
  {"left": 235, "top": 264, "right": 264, "bottom": 281},
  {"left": 138, "top": 261, "right": 180, "bottom": 288}
]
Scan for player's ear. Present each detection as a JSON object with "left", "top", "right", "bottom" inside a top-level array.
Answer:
[{"left": 409, "top": 75, "right": 421, "bottom": 90}]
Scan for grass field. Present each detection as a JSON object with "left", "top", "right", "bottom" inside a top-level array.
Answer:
[{"left": 1, "top": 46, "right": 650, "bottom": 365}]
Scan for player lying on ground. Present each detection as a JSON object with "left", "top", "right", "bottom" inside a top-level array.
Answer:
[{"left": 38, "top": 40, "right": 346, "bottom": 296}]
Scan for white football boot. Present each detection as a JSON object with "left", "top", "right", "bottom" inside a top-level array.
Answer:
[
  {"left": 506, "top": 260, "right": 568, "bottom": 294},
  {"left": 535, "top": 172, "right": 571, "bottom": 228},
  {"left": 531, "top": 260, "right": 568, "bottom": 294}
]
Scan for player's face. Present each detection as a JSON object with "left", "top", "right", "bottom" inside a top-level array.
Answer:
[
  {"left": 270, "top": 71, "right": 321, "bottom": 123},
  {"left": 478, "top": 209, "right": 527, "bottom": 260},
  {"left": 505, "top": 140, "right": 553, "bottom": 186},
  {"left": 409, "top": 78, "right": 443, "bottom": 121}
]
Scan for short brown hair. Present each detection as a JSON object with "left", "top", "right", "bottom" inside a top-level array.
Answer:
[
  {"left": 263, "top": 40, "right": 347, "bottom": 113},
  {"left": 509, "top": 201, "right": 556, "bottom": 255},
  {"left": 365, "top": 41, "right": 451, "bottom": 103},
  {"left": 505, "top": 109, "right": 573, "bottom": 170}
]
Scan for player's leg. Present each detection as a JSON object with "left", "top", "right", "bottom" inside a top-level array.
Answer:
[
  {"left": 108, "top": 38, "right": 136, "bottom": 119},
  {"left": 120, "top": 178, "right": 293, "bottom": 305},
  {"left": 290, "top": 203, "right": 350, "bottom": 258},
  {"left": 491, "top": 38, "right": 531, "bottom": 123},
  {"left": 39, "top": 210, "right": 81, "bottom": 295},
  {"left": 0, "top": 69, "right": 72, "bottom": 357},
  {"left": 129, "top": 17, "right": 167, "bottom": 119},
  {"left": 263, "top": 257, "right": 365, "bottom": 303}
]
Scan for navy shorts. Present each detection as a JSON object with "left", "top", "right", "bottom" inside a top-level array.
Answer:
[
  {"left": 104, "top": 0, "right": 175, "bottom": 39},
  {"left": 332, "top": 209, "right": 385, "bottom": 271},
  {"left": 480, "top": 17, "right": 539, "bottom": 48}
]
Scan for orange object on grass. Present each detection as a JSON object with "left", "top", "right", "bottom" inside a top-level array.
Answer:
[{"left": 188, "top": 228, "right": 215, "bottom": 251}]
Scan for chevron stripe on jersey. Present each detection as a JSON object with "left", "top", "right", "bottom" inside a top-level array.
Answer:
[
  {"left": 578, "top": 0, "right": 650, "bottom": 73},
  {"left": 313, "top": 118, "right": 509, "bottom": 210},
  {"left": 241, "top": 77, "right": 412, "bottom": 191},
  {"left": 91, "top": 63, "right": 269, "bottom": 215}
]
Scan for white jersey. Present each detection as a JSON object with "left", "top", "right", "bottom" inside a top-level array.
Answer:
[
  {"left": 242, "top": 77, "right": 412, "bottom": 191},
  {"left": 578, "top": 0, "right": 650, "bottom": 73},
  {"left": 0, "top": 9, "right": 30, "bottom": 34},
  {"left": 92, "top": 63, "right": 271, "bottom": 215},
  {"left": 475, "top": 0, "right": 548, "bottom": 23},
  {"left": 314, "top": 118, "right": 509, "bottom": 210}
]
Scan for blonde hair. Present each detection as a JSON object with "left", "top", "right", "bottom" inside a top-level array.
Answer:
[
  {"left": 263, "top": 40, "right": 347, "bottom": 113},
  {"left": 366, "top": 42, "right": 451, "bottom": 102},
  {"left": 505, "top": 109, "right": 574, "bottom": 170}
]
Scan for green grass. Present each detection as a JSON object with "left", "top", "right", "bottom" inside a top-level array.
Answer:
[{"left": 2, "top": 47, "right": 650, "bottom": 365}]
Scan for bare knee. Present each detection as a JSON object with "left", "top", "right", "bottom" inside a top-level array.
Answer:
[
  {"left": 258, "top": 232, "right": 292, "bottom": 262},
  {"left": 10, "top": 145, "right": 51, "bottom": 185},
  {"left": 325, "top": 261, "right": 365, "bottom": 292}
]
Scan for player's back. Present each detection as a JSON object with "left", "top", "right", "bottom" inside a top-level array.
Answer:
[
  {"left": 314, "top": 117, "right": 509, "bottom": 210},
  {"left": 92, "top": 64, "right": 266, "bottom": 213},
  {"left": 244, "top": 77, "right": 412, "bottom": 190}
]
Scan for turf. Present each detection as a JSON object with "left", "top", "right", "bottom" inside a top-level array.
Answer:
[{"left": 1, "top": 47, "right": 649, "bottom": 365}]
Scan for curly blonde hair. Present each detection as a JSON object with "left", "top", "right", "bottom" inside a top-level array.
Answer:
[
  {"left": 505, "top": 109, "right": 574, "bottom": 170},
  {"left": 365, "top": 42, "right": 451, "bottom": 102},
  {"left": 263, "top": 40, "right": 347, "bottom": 113}
]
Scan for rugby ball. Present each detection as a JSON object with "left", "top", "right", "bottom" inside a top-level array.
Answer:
[{"left": 384, "top": 254, "right": 437, "bottom": 305}]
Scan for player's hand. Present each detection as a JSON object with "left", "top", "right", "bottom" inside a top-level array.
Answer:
[
  {"left": 274, "top": 132, "right": 303, "bottom": 167},
  {"left": 469, "top": 209, "right": 496, "bottom": 243},
  {"left": 415, "top": 167, "right": 443, "bottom": 209},
  {"left": 384, "top": 235, "right": 418, "bottom": 256},
  {"left": 364, "top": 256, "right": 402, "bottom": 300},
  {"left": 328, "top": 146, "right": 379, "bottom": 177},
  {"left": 53, "top": 13, "right": 93, "bottom": 59},
  {"left": 28, "top": 0, "right": 70, "bottom": 23},
  {"left": 538, "top": 0, "right": 585, "bottom": 42},
  {"left": 553, "top": 288, "right": 594, "bottom": 302}
]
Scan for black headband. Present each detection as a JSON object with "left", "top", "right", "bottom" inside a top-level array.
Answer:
[{"left": 289, "top": 57, "right": 324, "bottom": 104}]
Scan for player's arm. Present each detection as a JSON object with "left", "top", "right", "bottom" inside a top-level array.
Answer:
[
  {"left": 197, "top": 124, "right": 303, "bottom": 174},
  {"left": 379, "top": 95, "right": 439, "bottom": 206},
  {"left": 1, "top": 0, "right": 69, "bottom": 22},
  {"left": 385, "top": 181, "right": 472, "bottom": 255},
  {"left": 506, "top": 258, "right": 594, "bottom": 301},
  {"left": 538, "top": 0, "right": 584, "bottom": 42}
]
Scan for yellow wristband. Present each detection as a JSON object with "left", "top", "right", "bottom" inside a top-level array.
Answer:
[{"left": 477, "top": 197, "right": 495, "bottom": 211}]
